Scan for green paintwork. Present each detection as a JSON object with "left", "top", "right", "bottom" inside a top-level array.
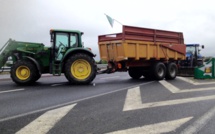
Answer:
[
  {"left": 194, "top": 58, "right": 215, "bottom": 79},
  {"left": 50, "top": 29, "right": 84, "bottom": 47},
  {"left": 51, "top": 29, "right": 82, "bottom": 34},
  {"left": 63, "top": 47, "right": 95, "bottom": 61},
  {"left": 0, "top": 39, "right": 51, "bottom": 73},
  {"left": 0, "top": 29, "right": 95, "bottom": 76}
]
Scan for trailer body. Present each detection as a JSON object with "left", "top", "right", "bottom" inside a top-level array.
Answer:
[{"left": 98, "top": 25, "right": 186, "bottom": 80}]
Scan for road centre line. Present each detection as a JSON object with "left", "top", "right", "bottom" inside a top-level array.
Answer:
[
  {"left": 0, "top": 81, "right": 154, "bottom": 122},
  {"left": 108, "top": 117, "right": 193, "bottom": 134},
  {"left": 159, "top": 80, "right": 215, "bottom": 93},
  {"left": 0, "top": 89, "right": 25, "bottom": 94},
  {"left": 177, "top": 76, "right": 215, "bottom": 85},
  {"left": 16, "top": 104, "right": 76, "bottom": 134}
]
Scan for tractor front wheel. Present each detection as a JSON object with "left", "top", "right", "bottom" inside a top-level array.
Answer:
[
  {"left": 64, "top": 53, "right": 96, "bottom": 84},
  {"left": 11, "top": 60, "right": 38, "bottom": 85}
]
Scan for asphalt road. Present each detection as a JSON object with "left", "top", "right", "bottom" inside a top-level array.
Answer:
[{"left": 1, "top": 73, "right": 215, "bottom": 134}]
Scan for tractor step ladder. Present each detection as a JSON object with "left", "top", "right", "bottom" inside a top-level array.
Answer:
[{"left": 53, "top": 62, "right": 62, "bottom": 76}]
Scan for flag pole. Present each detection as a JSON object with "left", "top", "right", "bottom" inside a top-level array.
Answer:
[{"left": 114, "top": 19, "right": 123, "bottom": 25}]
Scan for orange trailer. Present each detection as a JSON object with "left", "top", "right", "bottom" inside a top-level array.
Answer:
[{"left": 98, "top": 25, "right": 186, "bottom": 80}]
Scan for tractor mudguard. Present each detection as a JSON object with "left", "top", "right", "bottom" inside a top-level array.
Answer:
[
  {"left": 23, "top": 56, "right": 41, "bottom": 74},
  {"left": 62, "top": 48, "right": 96, "bottom": 62}
]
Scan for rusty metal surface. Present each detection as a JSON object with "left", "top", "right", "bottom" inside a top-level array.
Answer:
[
  {"left": 98, "top": 33, "right": 123, "bottom": 42},
  {"left": 98, "top": 25, "right": 184, "bottom": 44}
]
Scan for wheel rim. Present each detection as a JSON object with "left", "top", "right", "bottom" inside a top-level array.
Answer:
[
  {"left": 170, "top": 66, "right": 176, "bottom": 77},
  {"left": 71, "top": 59, "right": 91, "bottom": 80},
  {"left": 158, "top": 67, "right": 164, "bottom": 77},
  {"left": 16, "top": 66, "right": 30, "bottom": 80}
]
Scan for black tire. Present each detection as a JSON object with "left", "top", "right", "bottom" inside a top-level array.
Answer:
[
  {"left": 35, "top": 72, "right": 41, "bottom": 82},
  {"left": 153, "top": 62, "right": 166, "bottom": 80},
  {"left": 143, "top": 71, "right": 154, "bottom": 80},
  {"left": 64, "top": 53, "right": 96, "bottom": 84},
  {"left": 11, "top": 60, "right": 38, "bottom": 85},
  {"left": 128, "top": 67, "right": 142, "bottom": 79},
  {"left": 141, "top": 67, "right": 154, "bottom": 80},
  {"left": 165, "top": 62, "right": 177, "bottom": 80}
]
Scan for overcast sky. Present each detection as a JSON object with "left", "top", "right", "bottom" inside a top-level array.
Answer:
[{"left": 0, "top": 0, "right": 215, "bottom": 60}]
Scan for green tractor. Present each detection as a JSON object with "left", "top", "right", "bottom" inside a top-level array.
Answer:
[{"left": 0, "top": 29, "right": 97, "bottom": 85}]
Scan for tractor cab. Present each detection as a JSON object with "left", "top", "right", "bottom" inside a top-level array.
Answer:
[
  {"left": 50, "top": 29, "right": 83, "bottom": 61},
  {"left": 49, "top": 29, "right": 95, "bottom": 78},
  {"left": 178, "top": 44, "right": 204, "bottom": 76},
  {"left": 185, "top": 44, "right": 204, "bottom": 66},
  {"left": 49, "top": 29, "right": 84, "bottom": 75}
]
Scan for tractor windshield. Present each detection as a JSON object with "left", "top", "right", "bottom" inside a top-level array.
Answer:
[
  {"left": 55, "top": 33, "right": 69, "bottom": 60},
  {"left": 186, "top": 46, "right": 195, "bottom": 54}
]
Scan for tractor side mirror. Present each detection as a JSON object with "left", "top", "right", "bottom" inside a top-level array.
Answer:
[{"left": 202, "top": 45, "right": 204, "bottom": 49}]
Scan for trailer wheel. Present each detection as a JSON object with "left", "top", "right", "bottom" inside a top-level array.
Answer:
[
  {"left": 64, "top": 53, "right": 96, "bottom": 84},
  {"left": 11, "top": 60, "right": 38, "bottom": 85},
  {"left": 143, "top": 72, "right": 154, "bottom": 80},
  {"left": 128, "top": 67, "right": 142, "bottom": 79},
  {"left": 165, "top": 62, "right": 177, "bottom": 80},
  {"left": 153, "top": 62, "right": 166, "bottom": 80}
]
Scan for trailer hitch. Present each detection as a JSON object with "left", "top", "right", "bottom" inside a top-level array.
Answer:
[{"left": 97, "top": 62, "right": 116, "bottom": 75}]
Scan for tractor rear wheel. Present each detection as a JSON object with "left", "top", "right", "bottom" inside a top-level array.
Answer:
[
  {"left": 64, "top": 53, "right": 96, "bottom": 84},
  {"left": 11, "top": 60, "right": 38, "bottom": 85},
  {"left": 165, "top": 62, "right": 177, "bottom": 80},
  {"left": 35, "top": 72, "right": 41, "bottom": 82}
]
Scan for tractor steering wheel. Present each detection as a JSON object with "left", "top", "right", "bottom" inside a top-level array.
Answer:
[
  {"left": 58, "top": 41, "right": 66, "bottom": 49},
  {"left": 56, "top": 41, "right": 66, "bottom": 60}
]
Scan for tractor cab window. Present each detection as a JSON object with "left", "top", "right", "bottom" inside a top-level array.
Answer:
[
  {"left": 70, "top": 34, "right": 78, "bottom": 47},
  {"left": 55, "top": 33, "right": 69, "bottom": 60},
  {"left": 186, "top": 46, "right": 195, "bottom": 54},
  {"left": 56, "top": 33, "right": 69, "bottom": 48}
]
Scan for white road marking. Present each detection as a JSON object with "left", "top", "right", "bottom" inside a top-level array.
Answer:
[
  {"left": 0, "top": 81, "right": 154, "bottom": 123},
  {"left": 177, "top": 76, "right": 215, "bottom": 85},
  {"left": 0, "top": 89, "right": 25, "bottom": 94},
  {"left": 100, "top": 76, "right": 120, "bottom": 80},
  {"left": 107, "top": 117, "right": 193, "bottom": 134},
  {"left": 181, "top": 105, "right": 215, "bottom": 134},
  {"left": 16, "top": 104, "right": 76, "bottom": 134},
  {"left": 51, "top": 84, "right": 63, "bottom": 86},
  {"left": 123, "top": 87, "right": 142, "bottom": 111},
  {"left": 123, "top": 87, "right": 215, "bottom": 111},
  {"left": 159, "top": 80, "right": 180, "bottom": 93},
  {"left": 159, "top": 80, "right": 215, "bottom": 93}
]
